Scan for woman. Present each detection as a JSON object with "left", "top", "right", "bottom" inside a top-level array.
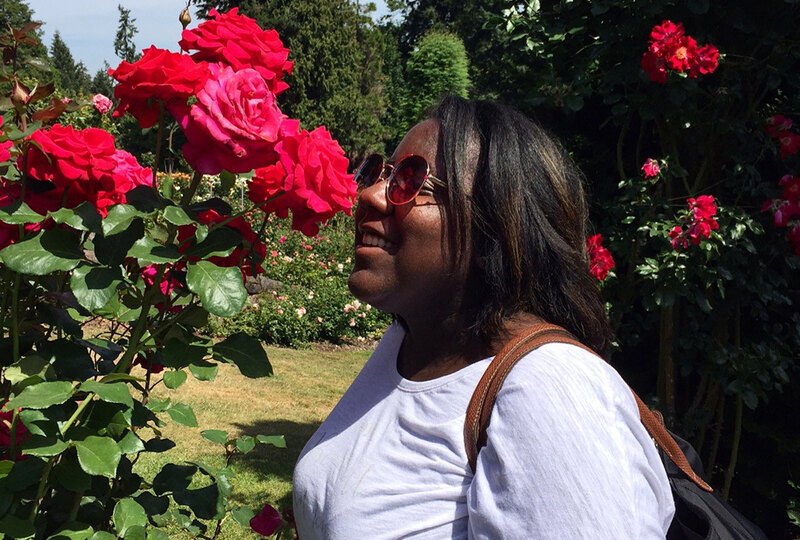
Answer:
[{"left": 292, "top": 96, "right": 675, "bottom": 538}]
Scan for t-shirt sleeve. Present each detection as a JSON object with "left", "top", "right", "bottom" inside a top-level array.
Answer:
[{"left": 466, "top": 343, "right": 674, "bottom": 540}]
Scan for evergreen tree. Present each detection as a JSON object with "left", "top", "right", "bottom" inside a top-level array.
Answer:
[
  {"left": 91, "top": 62, "right": 114, "bottom": 97},
  {"left": 49, "top": 31, "right": 90, "bottom": 94},
  {"left": 114, "top": 4, "right": 139, "bottom": 63},
  {"left": 403, "top": 31, "right": 469, "bottom": 125}
]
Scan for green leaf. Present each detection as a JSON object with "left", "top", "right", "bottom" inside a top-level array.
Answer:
[
  {"left": 189, "top": 362, "right": 217, "bottom": 381},
  {"left": 23, "top": 434, "right": 68, "bottom": 457},
  {"left": 186, "top": 227, "right": 241, "bottom": 259},
  {"left": 256, "top": 435, "right": 287, "bottom": 448},
  {"left": 102, "top": 205, "right": 145, "bottom": 236},
  {"left": 0, "top": 460, "right": 14, "bottom": 479},
  {"left": 8, "top": 381, "right": 74, "bottom": 409},
  {"left": 113, "top": 498, "right": 147, "bottom": 536},
  {"left": 153, "top": 463, "right": 196, "bottom": 495},
  {"left": 219, "top": 170, "right": 236, "bottom": 196},
  {"left": 53, "top": 459, "right": 92, "bottom": 492},
  {"left": 0, "top": 200, "right": 45, "bottom": 225},
  {"left": 163, "top": 206, "right": 194, "bottom": 226},
  {"left": 94, "top": 219, "right": 144, "bottom": 266},
  {"left": 163, "top": 370, "right": 188, "bottom": 389},
  {"left": 5, "top": 457, "right": 45, "bottom": 491},
  {"left": 75, "top": 436, "right": 122, "bottom": 478},
  {"left": 90, "top": 533, "right": 116, "bottom": 540},
  {"left": 161, "top": 339, "right": 208, "bottom": 369},
  {"left": 4, "top": 354, "right": 52, "bottom": 385},
  {"left": 38, "top": 340, "right": 95, "bottom": 381},
  {"left": 71, "top": 265, "right": 122, "bottom": 312},
  {"left": 231, "top": 506, "right": 256, "bottom": 527},
  {"left": 0, "top": 229, "right": 82, "bottom": 275},
  {"left": 167, "top": 403, "right": 198, "bottom": 427},
  {"left": 49, "top": 521, "right": 94, "bottom": 539},
  {"left": 186, "top": 261, "right": 247, "bottom": 317},
  {"left": 213, "top": 333, "right": 272, "bottom": 378},
  {"left": 235, "top": 435, "right": 256, "bottom": 454},
  {"left": 49, "top": 203, "right": 102, "bottom": 233},
  {"left": 118, "top": 431, "right": 145, "bottom": 455},
  {"left": 128, "top": 236, "right": 181, "bottom": 264},
  {"left": 0, "top": 514, "right": 36, "bottom": 538},
  {"left": 201, "top": 429, "right": 229, "bottom": 446},
  {"left": 80, "top": 381, "right": 133, "bottom": 408},
  {"left": 173, "top": 483, "right": 223, "bottom": 520},
  {"left": 146, "top": 530, "right": 170, "bottom": 540}
]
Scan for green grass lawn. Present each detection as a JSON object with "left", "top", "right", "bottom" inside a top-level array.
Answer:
[{"left": 134, "top": 345, "right": 371, "bottom": 539}]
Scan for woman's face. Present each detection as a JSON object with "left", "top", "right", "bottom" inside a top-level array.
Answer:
[{"left": 348, "top": 120, "right": 467, "bottom": 320}]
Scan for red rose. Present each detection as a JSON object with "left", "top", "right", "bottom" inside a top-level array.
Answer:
[
  {"left": 641, "top": 50, "right": 668, "bottom": 84},
  {"left": 23, "top": 125, "right": 152, "bottom": 216},
  {"left": 179, "top": 8, "right": 293, "bottom": 95},
  {"left": 642, "top": 20, "right": 719, "bottom": 83},
  {"left": 110, "top": 46, "right": 209, "bottom": 128},
  {"left": 641, "top": 158, "right": 661, "bottom": 178},
  {"left": 177, "top": 209, "right": 267, "bottom": 277},
  {"left": 133, "top": 354, "right": 164, "bottom": 374},
  {"left": 0, "top": 404, "right": 30, "bottom": 460},
  {"left": 788, "top": 223, "right": 800, "bottom": 256},
  {"left": 170, "top": 64, "right": 285, "bottom": 175},
  {"left": 586, "top": 234, "right": 615, "bottom": 281},
  {"left": 248, "top": 125, "right": 356, "bottom": 236},
  {"left": 0, "top": 117, "right": 12, "bottom": 163},
  {"left": 689, "top": 44, "right": 719, "bottom": 77},
  {"left": 688, "top": 195, "right": 717, "bottom": 221},
  {"left": 765, "top": 115, "right": 793, "bottom": 138},
  {"left": 669, "top": 225, "right": 688, "bottom": 251},
  {"left": 665, "top": 36, "right": 697, "bottom": 73},
  {"left": 250, "top": 504, "right": 282, "bottom": 537},
  {"left": 778, "top": 132, "right": 800, "bottom": 159}
]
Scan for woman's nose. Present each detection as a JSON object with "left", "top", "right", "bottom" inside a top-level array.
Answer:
[{"left": 356, "top": 178, "right": 392, "bottom": 215}]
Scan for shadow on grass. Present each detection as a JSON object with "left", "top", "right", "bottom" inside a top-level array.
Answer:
[{"left": 231, "top": 419, "right": 320, "bottom": 508}]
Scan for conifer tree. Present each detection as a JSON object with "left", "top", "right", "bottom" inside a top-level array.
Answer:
[
  {"left": 50, "top": 30, "right": 90, "bottom": 93},
  {"left": 114, "top": 4, "right": 139, "bottom": 63}
]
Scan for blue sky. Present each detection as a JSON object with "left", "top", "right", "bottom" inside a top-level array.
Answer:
[{"left": 28, "top": 1, "right": 391, "bottom": 75}]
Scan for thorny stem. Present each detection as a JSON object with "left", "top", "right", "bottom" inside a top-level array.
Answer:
[{"left": 29, "top": 456, "right": 57, "bottom": 522}]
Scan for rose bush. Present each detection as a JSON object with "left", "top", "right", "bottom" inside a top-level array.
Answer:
[{"left": 0, "top": 10, "right": 354, "bottom": 539}]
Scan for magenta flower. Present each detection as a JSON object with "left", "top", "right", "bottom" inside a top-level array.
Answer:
[{"left": 250, "top": 504, "right": 282, "bottom": 537}]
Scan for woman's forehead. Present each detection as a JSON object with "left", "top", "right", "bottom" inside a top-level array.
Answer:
[{"left": 390, "top": 120, "right": 440, "bottom": 166}]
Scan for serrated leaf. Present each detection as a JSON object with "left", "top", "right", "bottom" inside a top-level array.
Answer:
[
  {"left": 0, "top": 460, "right": 13, "bottom": 479},
  {"left": 146, "top": 530, "right": 170, "bottom": 540},
  {"left": 186, "top": 261, "right": 247, "bottom": 317},
  {"left": 75, "top": 436, "right": 121, "bottom": 478},
  {"left": 90, "top": 533, "right": 116, "bottom": 540},
  {"left": 71, "top": 265, "right": 122, "bottom": 312},
  {"left": 0, "top": 200, "right": 45, "bottom": 224},
  {"left": 80, "top": 381, "right": 133, "bottom": 408},
  {"left": 102, "top": 205, "right": 145, "bottom": 236},
  {"left": 213, "top": 333, "right": 272, "bottom": 378},
  {"left": 48, "top": 521, "right": 94, "bottom": 539},
  {"left": 231, "top": 507, "right": 256, "bottom": 527},
  {"left": 186, "top": 227, "right": 241, "bottom": 259},
  {"left": 94, "top": 219, "right": 144, "bottom": 266},
  {"left": 161, "top": 339, "right": 207, "bottom": 369},
  {"left": 163, "top": 370, "right": 188, "bottom": 389},
  {"left": 201, "top": 429, "right": 229, "bottom": 445},
  {"left": 256, "top": 435, "right": 286, "bottom": 448},
  {"left": 188, "top": 363, "right": 217, "bottom": 381},
  {"left": 7, "top": 381, "right": 74, "bottom": 409},
  {"left": 0, "top": 229, "right": 81, "bottom": 274},
  {"left": 167, "top": 403, "right": 198, "bottom": 427}
]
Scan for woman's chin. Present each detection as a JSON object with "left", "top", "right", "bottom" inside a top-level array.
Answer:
[{"left": 347, "top": 271, "right": 390, "bottom": 311}]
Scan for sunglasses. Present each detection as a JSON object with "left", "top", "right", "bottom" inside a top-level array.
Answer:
[{"left": 354, "top": 154, "right": 446, "bottom": 205}]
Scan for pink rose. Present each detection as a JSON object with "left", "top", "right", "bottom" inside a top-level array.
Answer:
[
  {"left": 250, "top": 504, "right": 282, "bottom": 537},
  {"left": 170, "top": 64, "right": 284, "bottom": 175},
  {"left": 248, "top": 125, "right": 356, "bottom": 236},
  {"left": 641, "top": 158, "right": 660, "bottom": 178},
  {"left": 92, "top": 93, "right": 113, "bottom": 114},
  {"left": 180, "top": 8, "right": 293, "bottom": 95}
]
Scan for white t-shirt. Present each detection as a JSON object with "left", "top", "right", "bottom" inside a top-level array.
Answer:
[{"left": 293, "top": 322, "right": 675, "bottom": 539}]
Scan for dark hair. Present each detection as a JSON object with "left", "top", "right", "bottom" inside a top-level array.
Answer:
[{"left": 429, "top": 95, "right": 612, "bottom": 353}]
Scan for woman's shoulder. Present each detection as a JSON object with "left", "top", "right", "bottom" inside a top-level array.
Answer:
[{"left": 495, "top": 341, "right": 637, "bottom": 419}]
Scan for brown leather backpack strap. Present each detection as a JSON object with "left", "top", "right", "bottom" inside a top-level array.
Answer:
[{"left": 464, "top": 325, "right": 713, "bottom": 493}]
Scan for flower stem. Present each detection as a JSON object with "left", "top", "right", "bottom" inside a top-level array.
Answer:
[
  {"left": 29, "top": 456, "right": 56, "bottom": 522},
  {"left": 152, "top": 103, "right": 166, "bottom": 191},
  {"left": 181, "top": 171, "right": 204, "bottom": 206},
  {"left": 10, "top": 271, "right": 21, "bottom": 363}
]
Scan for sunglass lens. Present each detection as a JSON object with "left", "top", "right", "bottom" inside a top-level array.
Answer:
[
  {"left": 355, "top": 154, "right": 384, "bottom": 187},
  {"left": 387, "top": 156, "right": 427, "bottom": 204}
]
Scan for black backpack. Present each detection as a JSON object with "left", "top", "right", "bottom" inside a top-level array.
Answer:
[{"left": 464, "top": 323, "right": 769, "bottom": 540}]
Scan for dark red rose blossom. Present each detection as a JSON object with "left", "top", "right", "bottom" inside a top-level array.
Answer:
[
  {"left": 110, "top": 46, "right": 209, "bottom": 128},
  {"left": 250, "top": 504, "right": 282, "bottom": 537},
  {"left": 133, "top": 354, "right": 164, "bottom": 374},
  {"left": 0, "top": 404, "right": 30, "bottom": 460},
  {"left": 670, "top": 195, "right": 719, "bottom": 251},
  {"left": 0, "top": 117, "right": 12, "bottom": 163},
  {"left": 248, "top": 124, "right": 356, "bottom": 236},
  {"left": 586, "top": 234, "right": 615, "bottom": 281},
  {"left": 179, "top": 8, "right": 293, "bottom": 95},
  {"left": 642, "top": 20, "right": 719, "bottom": 83}
]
